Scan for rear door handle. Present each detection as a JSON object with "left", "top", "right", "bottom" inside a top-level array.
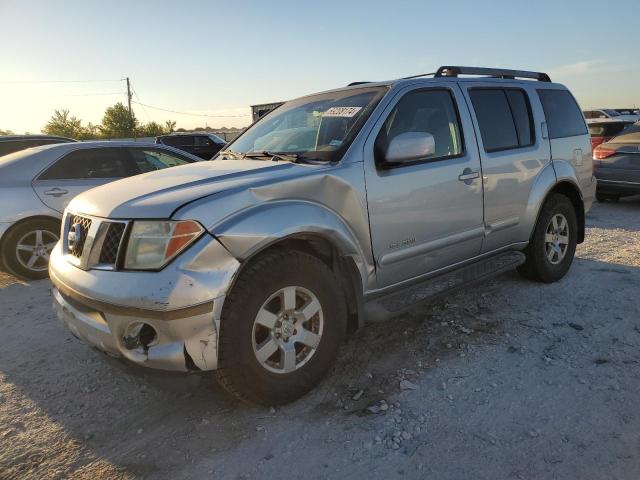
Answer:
[
  {"left": 458, "top": 169, "right": 480, "bottom": 182},
  {"left": 44, "top": 188, "right": 68, "bottom": 197}
]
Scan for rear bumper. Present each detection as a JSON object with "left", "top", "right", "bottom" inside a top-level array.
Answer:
[
  {"left": 596, "top": 179, "right": 640, "bottom": 196},
  {"left": 49, "top": 235, "right": 241, "bottom": 372}
]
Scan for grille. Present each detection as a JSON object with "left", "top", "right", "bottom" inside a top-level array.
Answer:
[
  {"left": 99, "top": 223, "right": 126, "bottom": 265},
  {"left": 69, "top": 215, "right": 92, "bottom": 258}
]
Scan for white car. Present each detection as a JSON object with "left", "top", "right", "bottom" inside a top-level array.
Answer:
[
  {"left": 0, "top": 141, "right": 201, "bottom": 279},
  {"left": 583, "top": 109, "right": 640, "bottom": 122}
]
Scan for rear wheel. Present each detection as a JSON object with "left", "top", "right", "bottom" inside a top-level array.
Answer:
[
  {"left": 517, "top": 194, "right": 577, "bottom": 283},
  {"left": 1, "top": 218, "right": 60, "bottom": 280},
  {"left": 216, "top": 249, "right": 346, "bottom": 405}
]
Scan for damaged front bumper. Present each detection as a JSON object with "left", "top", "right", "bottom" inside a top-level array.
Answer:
[{"left": 49, "top": 234, "right": 240, "bottom": 372}]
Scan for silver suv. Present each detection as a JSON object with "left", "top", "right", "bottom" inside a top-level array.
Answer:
[{"left": 49, "top": 66, "right": 596, "bottom": 405}]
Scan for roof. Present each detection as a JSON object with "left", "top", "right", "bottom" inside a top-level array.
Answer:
[
  {"left": 157, "top": 132, "right": 218, "bottom": 137},
  {"left": 0, "top": 134, "right": 77, "bottom": 142}
]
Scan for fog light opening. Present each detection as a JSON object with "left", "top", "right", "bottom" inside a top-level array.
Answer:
[{"left": 123, "top": 323, "right": 158, "bottom": 351}]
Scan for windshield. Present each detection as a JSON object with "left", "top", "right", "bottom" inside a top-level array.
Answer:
[
  {"left": 603, "top": 109, "right": 620, "bottom": 117},
  {"left": 224, "top": 86, "right": 387, "bottom": 163}
]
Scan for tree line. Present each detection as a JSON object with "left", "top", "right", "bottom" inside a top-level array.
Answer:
[
  {"left": 41, "top": 103, "right": 177, "bottom": 139},
  {"left": 0, "top": 103, "right": 245, "bottom": 139}
]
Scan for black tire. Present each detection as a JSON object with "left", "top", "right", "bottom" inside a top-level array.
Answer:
[
  {"left": 1, "top": 218, "right": 60, "bottom": 280},
  {"left": 517, "top": 194, "right": 578, "bottom": 283},
  {"left": 215, "top": 249, "right": 347, "bottom": 405},
  {"left": 596, "top": 192, "right": 607, "bottom": 203}
]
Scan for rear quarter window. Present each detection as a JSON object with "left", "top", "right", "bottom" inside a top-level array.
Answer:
[{"left": 538, "top": 89, "right": 587, "bottom": 139}]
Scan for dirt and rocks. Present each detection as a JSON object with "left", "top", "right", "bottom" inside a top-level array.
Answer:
[{"left": 1, "top": 198, "right": 639, "bottom": 479}]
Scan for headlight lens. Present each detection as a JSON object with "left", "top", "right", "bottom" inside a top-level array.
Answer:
[{"left": 124, "top": 220, "right": 204, "bottom": 270}]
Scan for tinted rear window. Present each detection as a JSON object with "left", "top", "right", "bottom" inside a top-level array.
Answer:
[
  {"left": 469, "top": 89, "right": 534, "bottom": 152},
  {"left": 609, "top": 131, "right": 640, "bottom": 144},
  {"left": 161, "top": 136, "right": 193, "bottom": 147},
  {"left": 538, "top": 90, "right": 587, "bottom": 139},
  {"left": 588, "top": 122, "right": 633, "bottom": 137}
]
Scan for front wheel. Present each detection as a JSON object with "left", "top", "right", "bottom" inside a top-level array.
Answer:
[
  {"left": 1, "top": 218, "right": 60, "bottom": 280},
  {"left": 215, "top": 249, "right": 347, "bottom": 405},
  {"left": 517, "top": 194, "right": 578, "bottom": 283}
]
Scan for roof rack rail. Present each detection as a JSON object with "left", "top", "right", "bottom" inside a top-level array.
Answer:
[
  {"left": 347, "top": 81, "right": 371, "bottom": 86},
  {"left": 435, "top": 66, "right": 551, "bottom": 82}
]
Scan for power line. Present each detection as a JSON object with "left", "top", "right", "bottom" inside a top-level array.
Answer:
[
  {"left": 56, "top": 91, "right": 124, "bottom": 97},
  {"left": 131, "top": 100, "right": 250, "bottom": 118},
  {"left": 131, "top": 87, "right": 152, "bottom": 123},
  {"left": 0, "top": 79, "right": 124, "bottom": 84}
]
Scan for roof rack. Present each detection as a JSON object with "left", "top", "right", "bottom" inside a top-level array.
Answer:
[
  {"left": 347, "top": 81, "right": 371, "bottom": 86},
  {"left": 435, "top": 66, "right": 551, "bottom": 82}
]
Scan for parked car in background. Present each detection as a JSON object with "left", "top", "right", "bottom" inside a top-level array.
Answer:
[
  {"left": 587, "top": 118, "right": 634, "bottom": 149},
  {"left": 583, "top": 109, "right": 639, "bottom": 122},
  {"left": 593, "top": 122, "right": 640, "bottom": 202},
  {"left": 0, "top": 141, "right": 200, "bottom": 279},
  {"left": 0, "top": 135, "right": 76, "bottom": 157},
  {"left": 156, "top": 132, "right": 226, "bottom": 159},
  {"left": 613, "top": 108, "right": 640, "bottom": 121},
  {"left": 49, "top": 66, "right": 595, "bottom": 405}
]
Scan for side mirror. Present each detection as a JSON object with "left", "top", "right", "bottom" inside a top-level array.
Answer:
[{"left": 384, "top": 132, "right": 436, "bottom": 166}]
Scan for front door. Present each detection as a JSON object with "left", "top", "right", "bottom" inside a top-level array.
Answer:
[{"left": 363, "top": 84, "right": 484, "bottom": 288}]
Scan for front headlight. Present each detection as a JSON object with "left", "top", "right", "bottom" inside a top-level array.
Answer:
[{"left": 124, "top": 220, "right": 204, "bottom": 270}]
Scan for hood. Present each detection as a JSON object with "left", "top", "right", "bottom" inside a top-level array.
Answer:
[{"left": 68, "top": 159, "right": 316, "bottom": 219}]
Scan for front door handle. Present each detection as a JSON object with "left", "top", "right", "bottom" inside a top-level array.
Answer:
[
  {"left": 458, "top": 169, "right": 480, "bottom": 183},
  {"left": 44, "top": 188, "right": 68, "bottom": 197}
]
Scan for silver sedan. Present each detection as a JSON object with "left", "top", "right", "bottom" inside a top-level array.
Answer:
[{"left": 0, "top": 141, "right": 201, "bottom": 279}]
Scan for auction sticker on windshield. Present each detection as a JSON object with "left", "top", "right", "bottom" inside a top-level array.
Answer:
[{"left": 323, "top": 107, "right": 362, "bottom": 117}]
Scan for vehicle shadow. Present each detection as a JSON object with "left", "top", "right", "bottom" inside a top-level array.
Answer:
[{"left": 1, "top": 254, "right": 639, "bottom": 479}]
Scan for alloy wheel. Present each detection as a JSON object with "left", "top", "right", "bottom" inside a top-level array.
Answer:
[
  {"left": 15, "top": 229, "right": 59, "bottom": 272},
  {"left": 544, "top": 214, "right": 569, "bottom": 265},
  {"left": 252, "top": 285, "right": 324, "bottom": 374}
]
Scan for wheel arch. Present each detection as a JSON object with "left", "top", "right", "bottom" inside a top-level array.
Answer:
[
  {"left": 548, "top": 181, "right": 585, "bottom": 243},
  {"left": 0, "top": 215, "right": 62, "bottom": 253},
  {"left": 223, "top": 231, "right": 367, "bottom": 334},
  {"left": 0, "top": 215, "right": 62, "bottom": 276}
]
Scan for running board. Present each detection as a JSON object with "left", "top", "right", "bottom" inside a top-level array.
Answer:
[{"left": 364, "top": 251, "right": 525, "bottom": 321}]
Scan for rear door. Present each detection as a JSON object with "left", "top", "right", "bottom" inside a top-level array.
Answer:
[
  {"left": 364, "top": 83, "right": 484, "bottom": 288},
  {"left": 32, "top": 147, "right": 134, "bottom": 213},
  {"left": 461, "top": 82, "right": 550, "bottom": 252}
]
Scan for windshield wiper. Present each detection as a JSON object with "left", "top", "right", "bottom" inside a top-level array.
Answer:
[
  {"left": 243, "top": 150, "right": 304, "bottom": 163},
  {"left": 217, "top": 149, "right": 244, "bottom": 159}
]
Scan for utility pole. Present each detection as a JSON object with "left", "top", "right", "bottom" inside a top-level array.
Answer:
[{"left": 126, "top": 77, "right": 135, "bottom": 139}]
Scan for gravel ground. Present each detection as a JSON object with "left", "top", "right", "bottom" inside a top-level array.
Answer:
[{"left": 1, "top": 197, "right": 639, "bottom": 480}]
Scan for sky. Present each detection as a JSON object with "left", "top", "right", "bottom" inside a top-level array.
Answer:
[{"left": 1, "top": 0, "right": 639, "bottom": 134}]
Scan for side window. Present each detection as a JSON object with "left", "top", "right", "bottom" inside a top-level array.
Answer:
[
  {"left": 583, "top": 111, "right": 594, "bottom": 119},
  {"left": 194, "top": 136, "right": 212, "bottom": 147},
  {"left": 505, "top": 90, "right": 534, "bottom": 147},
  {"left": 538, "top": 89, "right": 588, "bottom": 139},
  {"left": 469, "top": 89, "right": 534, "bottom": 152},
  {"left": 39, "top": 148, "right": 131, "bottom": 180},
  {"left": 375, "top": 89, "right": 463, "bottom": 162},
  {"left": 161, "top": 136, "right": 192, "bottom": 147},
  {"left": 129, "top": 148, "right": 193, "bottom": 173}
]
